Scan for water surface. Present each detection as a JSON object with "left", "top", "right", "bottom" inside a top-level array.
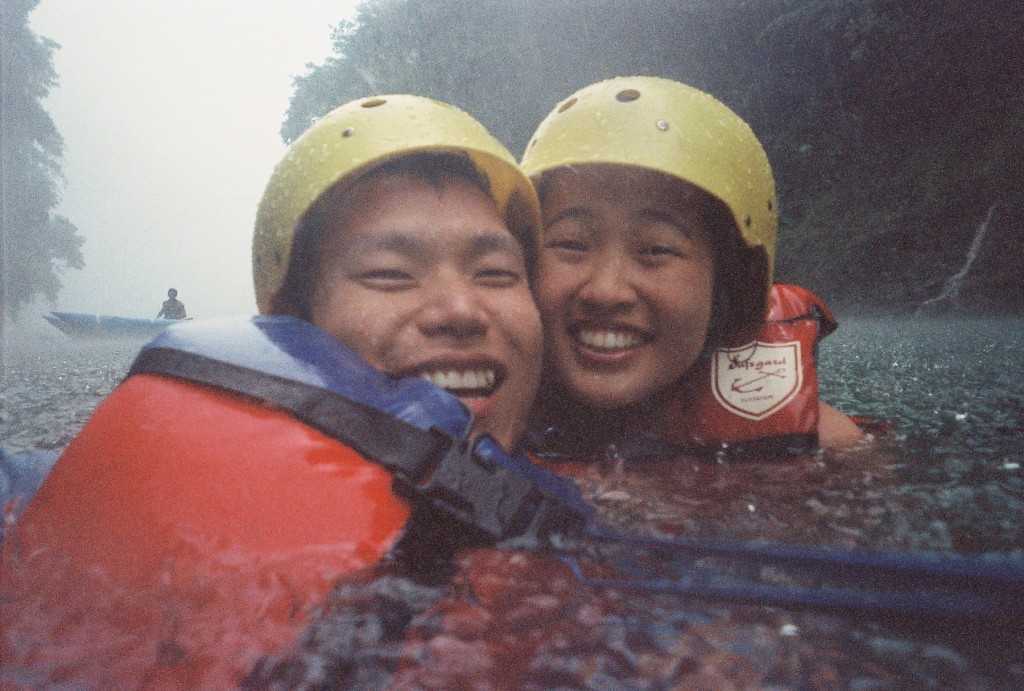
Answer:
[{"left": 3, "top": 316, "right": 1023, "bottom": 687}]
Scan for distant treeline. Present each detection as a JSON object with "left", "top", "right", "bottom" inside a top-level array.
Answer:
[
  {"left": 283, "top": 0, "right": 1024, "bottom": 314},
  {"left": 1, "top": 0, "right": 84, "bottom": 318}
]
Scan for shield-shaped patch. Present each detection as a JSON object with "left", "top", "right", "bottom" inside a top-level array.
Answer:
[{"left": 711, "top": 340, "right": 802, "bottom": 420}]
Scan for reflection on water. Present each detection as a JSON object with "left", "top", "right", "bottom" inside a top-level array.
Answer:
[{"left": 2, "top": 317, "right": 1023, "bottom": 686}]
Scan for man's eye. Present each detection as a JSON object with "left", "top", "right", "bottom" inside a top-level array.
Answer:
[
  {"left": 638, "top": 243, "right": 679, "bottom": 253},
  {"left": 359, "top": 269, "right": 415, "bottom": 289}
]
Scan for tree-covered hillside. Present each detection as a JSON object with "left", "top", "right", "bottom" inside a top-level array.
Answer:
[
  {"left": 283, "top": 0, "right": 1023, "bottom": 314},
  {"left": 0, "top": 0, "right": 83, "bottom": 322}
]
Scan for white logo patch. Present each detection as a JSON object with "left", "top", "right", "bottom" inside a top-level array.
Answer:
[{"left": 711, "top": 340, "right": 802, "bottom": 420}]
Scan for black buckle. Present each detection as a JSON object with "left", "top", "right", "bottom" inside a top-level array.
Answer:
[
  {"left": 392, "top": 433, "right": 588, "bottom": 544},
  {"left": 415, "top": 436, "right": 537, "bottom": 540}
]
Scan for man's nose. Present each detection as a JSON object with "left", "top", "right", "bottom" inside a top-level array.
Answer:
[{"left": 417, "top": 275, "right": 488, "bottom": 338}]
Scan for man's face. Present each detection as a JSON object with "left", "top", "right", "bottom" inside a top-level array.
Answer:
[
  {"left": 309, "top": 172, "right": 543, "bottom": 451},
  {"left": 536, "top": 164, "right": 716, "bottom": 409}
]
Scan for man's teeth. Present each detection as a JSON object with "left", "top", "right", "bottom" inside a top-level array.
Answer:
[
  {"left": 578, "top": 330, "right": 642, "bottom": 350},
  {"left": 420, "top": 369, "right": 496, "bottom": 392}
]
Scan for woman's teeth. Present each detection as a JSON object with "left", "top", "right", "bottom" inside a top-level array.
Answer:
[
  {"left": 419, "top": 369, "right": 497, "bottom": 393},
  {"left": 578, "top": 330, "right": 643, "bottom": 350}
]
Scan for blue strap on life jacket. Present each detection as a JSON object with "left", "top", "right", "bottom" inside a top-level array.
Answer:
[
  {"left": 138, "top": 316, "right": 471, "bottom": 440},
  {"left": 0, "top": 448, "right": 60, "bottom": 538},
  {"left": 130, "top": 316, "right": 593, "bottom": 544}
]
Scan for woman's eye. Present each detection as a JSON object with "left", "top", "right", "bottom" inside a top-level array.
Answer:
[
  {"left": 544, "top": 238, "right": 588, "bottom": 253},
  {"left": 637, "top": 244, "right": 683, "bottom": 266},
  {"left": 477, "top": 268, "right": 522, "bottom": 287},
  {"left": 639, "top": 243, "right": 685, "bottom": 261}
]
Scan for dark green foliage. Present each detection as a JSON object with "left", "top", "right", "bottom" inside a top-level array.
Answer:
[
  {"left": 1, "top": 0, "right": 84, "bottom": 319},
  {"left": 284, "top": 0, "right": 1024, "bottom": 313}
]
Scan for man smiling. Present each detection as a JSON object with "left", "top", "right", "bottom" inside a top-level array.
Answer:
[{"left": 267, "top": 151, "right": 542, "bottom": 451}]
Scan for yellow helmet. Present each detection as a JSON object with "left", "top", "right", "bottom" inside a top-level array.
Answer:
[
  {"left": 521, "top": 76, "right": 777, "bottom": 317},
  {"left": 253, "top": 95, "right": 541, "bottom": 314}
]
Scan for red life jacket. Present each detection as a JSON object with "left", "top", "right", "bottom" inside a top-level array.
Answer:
[
  {"left": 662, "top": 283, "right": 836, "bottom": 456},
  {"left": 1, "top": 375, "right": 407, "bottom": 687},
  {"left": 0, "top": 316, "right": 588, "bottom": 688}
]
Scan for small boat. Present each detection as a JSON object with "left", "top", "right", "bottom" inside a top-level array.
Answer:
[{"left": 43, "top": 311, "right": 188, "bottom": 339}]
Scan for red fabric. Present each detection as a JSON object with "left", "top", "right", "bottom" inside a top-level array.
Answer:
[
  {"left": 663, "top": 284, "right": 833, "bottom": 446},
  {"left": 0, "top": 374, "right": 410, "bottom": 686}
]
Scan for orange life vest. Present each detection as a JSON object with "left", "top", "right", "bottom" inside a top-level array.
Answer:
[
  {"left": 1, "top": 376, "right": 406, "bottom": 686},
  {"left": 663, "top": 283, "right": 836, "bottom": 456}
]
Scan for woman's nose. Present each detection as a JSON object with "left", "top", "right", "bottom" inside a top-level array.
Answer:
[{"left": 576, "top": 251, "right": 637, "bottom": 309}]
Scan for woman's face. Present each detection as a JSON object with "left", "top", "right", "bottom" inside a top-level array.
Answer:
[{"left": 536, "top": 164, "right": 716, "bottom": 410}]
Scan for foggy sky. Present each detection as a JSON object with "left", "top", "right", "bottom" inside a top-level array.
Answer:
[{"left": 28, "top": 1, "right": 359, "bottom": 320}]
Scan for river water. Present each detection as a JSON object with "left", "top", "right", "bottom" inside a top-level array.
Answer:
[{"left": 2, "top": 315, "right": 1023, "bottom": 687}]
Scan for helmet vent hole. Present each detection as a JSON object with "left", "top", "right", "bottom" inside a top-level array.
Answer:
[
  {"left": 744, "top": 215, "right": 752, "bottom": 228},
  {"left": 361, "top": 98, "right": 387, "bottom": 108},
  {"left": 656, "top": 120, "right": 670, "bottom": 131},
  {"left": 557, "top": 97, "right": 577, "bottom": 113},
  {"left": 341, "top": 127, "right": 355, "bottom": 138},
  {"left": 616, "top": 89, "right": 641, "bottom": 102}
]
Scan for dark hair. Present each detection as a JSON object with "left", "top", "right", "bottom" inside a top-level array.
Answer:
[
  {"left": 698, "top": 193, "right": 770, "bottom": 353},
  {"left": 272, "top": 151, "right": 536, "bottom": 319}
]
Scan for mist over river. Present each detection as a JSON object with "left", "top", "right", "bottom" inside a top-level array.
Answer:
[{"left": 2, "top": 315, "right": 1023, "bottom": 686}]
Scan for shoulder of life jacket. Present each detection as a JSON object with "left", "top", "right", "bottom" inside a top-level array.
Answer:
[
  {"left": 664, "top": 283, "right": 837, "bottom": 456},
  {"left": 1, "top": 317, "right": 591, "bottom": 682}
]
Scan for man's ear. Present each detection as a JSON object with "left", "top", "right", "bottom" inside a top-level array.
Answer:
[{"left": 269, "top": 213, "right": 327, "bottom": 323}]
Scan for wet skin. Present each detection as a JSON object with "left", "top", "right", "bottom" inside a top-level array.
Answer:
[
  {"left": 536, "top": 164, "right": 715, "bottom": 410},
  {"left": 309, "top": 172, "right": 543, "bottom": 451}
]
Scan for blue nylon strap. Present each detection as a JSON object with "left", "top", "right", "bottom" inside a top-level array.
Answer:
[
  {"left": 140, "top": 316, "right": 471, "bottom": 441},
  {"left": 569, "top": 525, "right": 1024, "bottom": 625},
  {"left": 0, "top": 448, "right": 60, "bottom": 538},
  {"left": 558, "top": 553, "right": 1023, "bottom": 625}
]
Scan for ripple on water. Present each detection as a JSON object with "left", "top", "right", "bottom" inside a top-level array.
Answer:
[{"left": 1, "top": 336, "right": 141, "bottom": 452}]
